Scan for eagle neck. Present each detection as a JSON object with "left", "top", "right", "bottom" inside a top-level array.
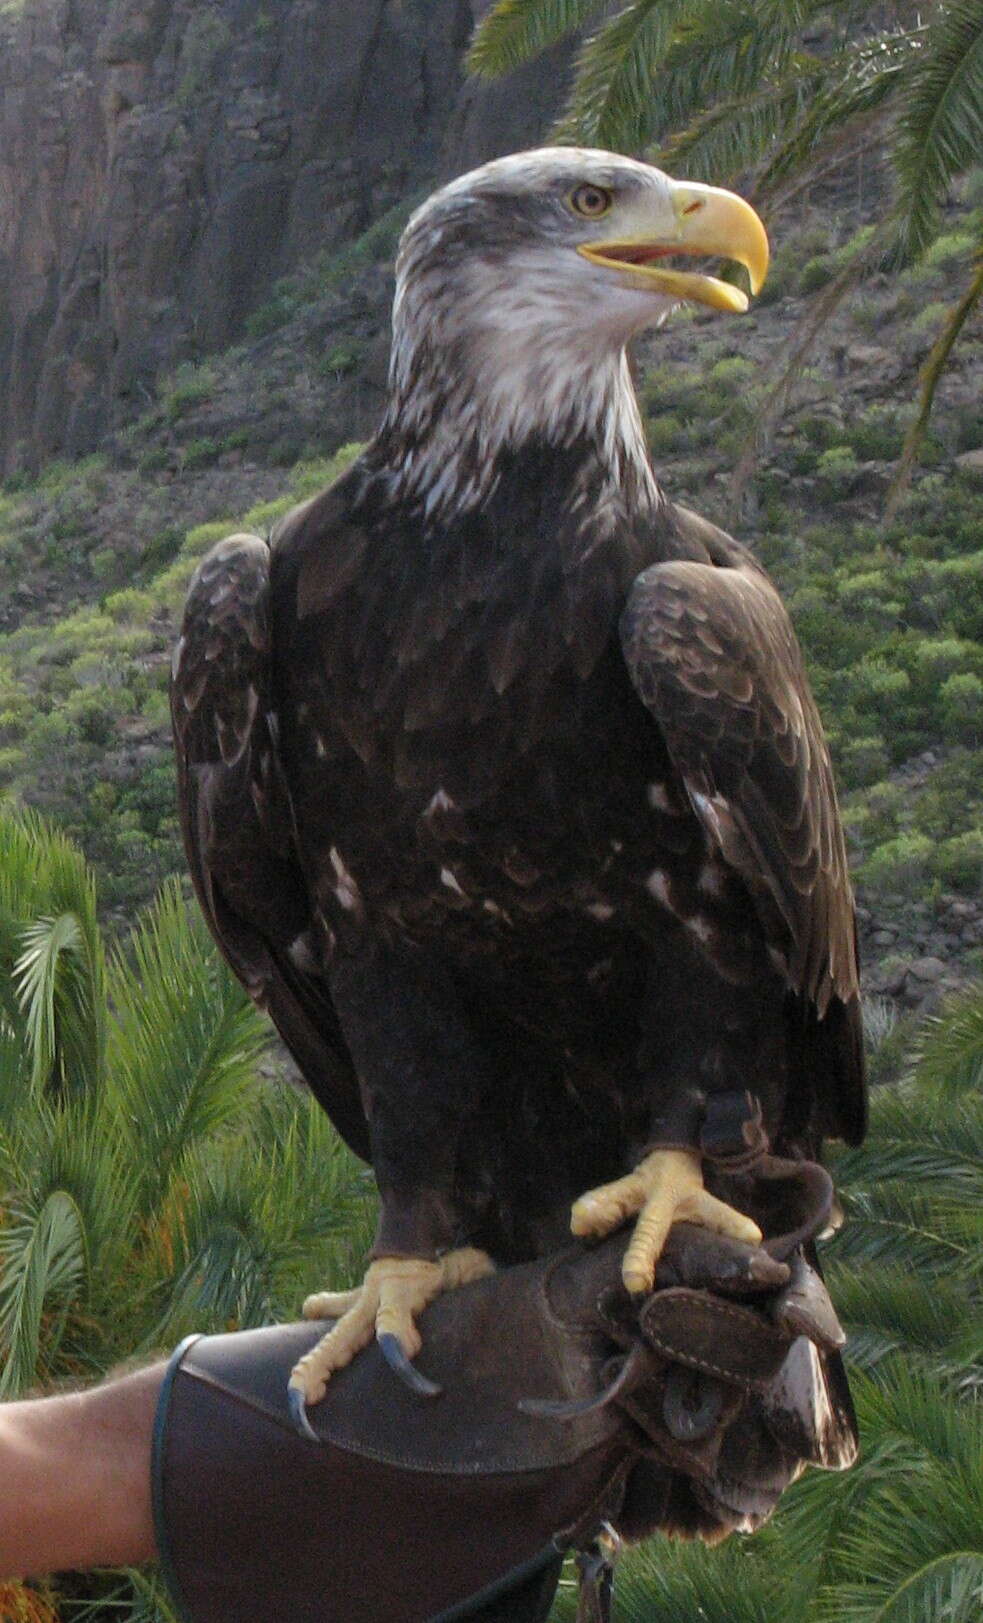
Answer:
[{"left": 367, "top": 343, "right": 659, "bottom": 531}]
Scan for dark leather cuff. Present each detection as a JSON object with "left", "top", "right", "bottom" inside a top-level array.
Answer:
[
  {"left": 643, "top": 1087, "right": 705, "bottom": 1153},
  {"left": 642, "top": 1088, "right": 768, "bottom": 1174}
]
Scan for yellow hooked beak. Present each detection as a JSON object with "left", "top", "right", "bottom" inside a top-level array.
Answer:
[{"left": 577, "top": 180, "right": 769, "bottom": 313}]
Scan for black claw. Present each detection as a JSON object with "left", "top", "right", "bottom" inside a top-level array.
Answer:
[
  {"left": 378, "top": 1332, "right": 442, "bottom": 1397},
  {"left": 519, "top": 1391, "right": 610, "bottom": 1420},
  {"left": 519, "top": 1347, "right": 646, "bottom": 1420},
  {"left": 288, "top": 1385, "right": 321, "bottom": 1442}
]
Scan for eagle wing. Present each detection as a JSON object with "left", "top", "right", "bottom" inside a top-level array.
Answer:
[
  {"left": 621, "top": 548, "right": 865, "bottom": 1146},
  {"left": 170, "top": 534, "right": 370, "bottom": 1161}
]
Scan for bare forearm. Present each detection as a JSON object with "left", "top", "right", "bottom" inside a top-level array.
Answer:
[{"left": 0, "top": 1364, "right": 163, "bottom": 1579}]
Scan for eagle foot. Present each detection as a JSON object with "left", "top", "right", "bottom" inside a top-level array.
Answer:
[
  {"left": 570, "top": 1148, "right": 762, "bottom": 1297},
  {"left": 287, "top": 1248, "right": 494, "bottom": 1424}
]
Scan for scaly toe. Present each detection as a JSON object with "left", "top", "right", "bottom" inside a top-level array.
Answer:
[
  {"left": 302, "top": 1286, "right": 360, "bottom": 1320},
  {"left": 571, "top": 1149, "right": 763, "bottom": 1296},
  {"left": 570, "top": 1172, "right": 647, "bottom": 1239}
]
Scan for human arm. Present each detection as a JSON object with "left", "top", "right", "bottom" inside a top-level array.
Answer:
[{"left": 0, "top": 1363, "right": 162, "bottom": 1580}]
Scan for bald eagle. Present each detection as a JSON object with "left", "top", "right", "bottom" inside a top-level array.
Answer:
[{"left": 172, "top": 149, "right": 864, "bottom": 1457}]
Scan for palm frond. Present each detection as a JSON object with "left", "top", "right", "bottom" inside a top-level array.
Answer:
[
  {"left": 106, "top": 879, "right": 268, "bottom": 1214},
  {"left": 0, "top": 1189, "right": 87, "bottom": 1396},
  {"left": 893, "top": 0, "right": 983, "bottom": 261},
  {"left": 14, "top": 913, "right": 95, "bottom": 1096},
  {"left": 659, "top": 69, "right": 822, "bottom": 181},
  {"left": 827, "top": 1263, "right": 981, "bottom": 1374},
  {"left": 62, "top": 1568, "right": 182, "bottom": 1623},
  {"left": 642, "top": 3, "right": 802, "bottom": 152},
  {"left": 757, "top": 29, "right": 919, "bottom": 200},
  {"left": 466, "top": 0, "right": 604, "bottom": 78},
  {"left": 887, "top": 252, "right": 983, "bottom": 520},
  {"left": 586, "top": 1529, "right": 802, "bottom": 1623},
  {"left": 0, "top": 810, "right": 105, "bottom": 1073},
  {"left": 776, "top": 1365, "right": 983, "bottom": 1622},
  {"left": 559, "top": 0, "right": 691, "bottom": 150},
  {"left": 0, "top": 1023, "right": 37, "bottom": 1166},
  {"left": 824, "top": 1558, "right": 983, "bottom": 1623},
  {"left": 906, "top": 969, "right": 983, "bottom": 1098},
  {"left": 832, "top": 1179, "right": 983, "bottom": 1285},
  {"left": 143, "top": 1091, "right": 374, "bottom": 1345}
]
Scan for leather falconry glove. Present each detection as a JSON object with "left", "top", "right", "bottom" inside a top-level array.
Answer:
[{"left": 154, "top": 1106, "right": 851, "bottom": 1623}]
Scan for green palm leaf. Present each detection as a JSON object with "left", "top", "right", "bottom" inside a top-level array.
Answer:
[
  {"left": 15, "top": 914, "right": 93, "bottom": 1096},
  {"left": 827, "top": 1264, "right": 982, "bottom": 1377},
  {"left": 143, "top": 1095, "right": 373, "bottom": 1344},
  {"left": 909, "top": 984, "right": 983, "bottom": 1095},
  {"left": 651, "top": 2, "right": 797, "bottom": 130},
  {"left": 465, "top": 0, "right": 605, "bottom": 78},
  {"left": 893, "top": 0, "right": 983, "bottom": 261},
  {"left": 562, "top": 0, "right": 691, "bottom": 149},
  {"left": 832, "top": 1184, "right": 983, "bottom": 1280},
  {"left": 829, "top": 1557, "right": 983, "bottom": 1623},
  {"left": 0, "top": 809, "right": 105, "bottom": 1078},
  {"left": 757, "top": 30, "right": 919, "bottom": 201},
  {"left": 660, "top": 70, "right": 822, "bottom": 182},
  {"left": 0, "top": 1188, "right": 87, "bottom": 1396},
  {"left": 106, "top": 879, "right": 268, "bottom": 1214}
]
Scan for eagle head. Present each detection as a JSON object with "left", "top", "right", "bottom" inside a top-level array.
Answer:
[{"left": 378, "top": 149, "right": 769, "bottom": 516}]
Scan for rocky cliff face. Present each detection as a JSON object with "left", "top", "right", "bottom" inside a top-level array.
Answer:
[{"left": 0, "top": 0, "right": 562, "bottom": 474}]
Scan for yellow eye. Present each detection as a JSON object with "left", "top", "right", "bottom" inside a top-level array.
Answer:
[{"left": 569, "top": 183, "right": 612, "bottom": 219}]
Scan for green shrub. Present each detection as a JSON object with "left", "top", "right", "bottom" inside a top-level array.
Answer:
[
  {"left": 848, "top": 406, "right": 902, "bottom": 462},
  {"left": 799, "top": 255, "right": 834, "bottom": 293},
  {"left": 184, "top": 519, "right": 235, "bottom": 557},
  {"left": 910, "top": 299, "right": 953, "bottom": 337},
  {"left": 837, "top": 570, "right": 901, "bottom": 627},
  {"left": 911, "top": 749, "right": 983, "bottom": 838},
  {"left": 931, "top": 829, "right": 983, "bottom": 891},
  {"left": 647, "top": 412, "right": 691, "bottom": 454},
  {"left": 240, "top": 496, "right": 296, "bottom": 531},
  {"left": 162, "top": 363, "right": 215, "bottom": 422},
  {"left": 138, "top": 446, "right": 171, "bottom": 474},
  {"left": 840, "top": 735, "right": 890, "bottom": 787},
  {"left": 103, "top": 588, "right": 153, "bottom": 624},
  {"left": 939, "top": 671, "right": 983, "bottom": 742},
  {"left": 289, "top": 443, "right": 363, "bottom": 499},
  {"left": 181, "top": 438, "right": 220, "bottom": 471},
  {"left": 815, "top": 444, "right": 861, "bottom": 495},
  {"left": 863, "top": 832, "right": 934, "bottom": 895},
  {"left": 322, "top": 344, "right": 361, "bottom": 377},
  {"left": 848, "top": 779, "right": 904, "bottom": 848},
  {"left": 923, "top": 229, "right": 977, "bottom": 267},
  {"left": 707, "top": 355, "right": 756, "bottom": 394}
]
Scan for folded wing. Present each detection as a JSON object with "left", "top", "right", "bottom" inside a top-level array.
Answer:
[
  {"left": 621, "top": 551, "right": 865, "bottom": 1147},
  {"left": 170, "top": 534, "right": 369, "bottom": 1161}
]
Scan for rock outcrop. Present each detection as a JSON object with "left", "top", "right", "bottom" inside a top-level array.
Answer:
[{"left": 0, "top": 0, "right": 564, "bottom": 474}]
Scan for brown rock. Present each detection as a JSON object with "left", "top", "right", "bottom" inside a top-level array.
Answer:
[
  {"left": 908, "top": 956, "right": 947, "bottom": 983},
  {"left": 954, "top": 449, "right": 983, "bottom": 485}
]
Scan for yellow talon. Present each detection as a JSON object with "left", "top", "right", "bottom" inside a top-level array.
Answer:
[
  {"left": 571, "top": 1147, "right": 762, "bottom": 1296},
  {"left": 289, "top": 1247, "right": 494, "bottom": 1406}
]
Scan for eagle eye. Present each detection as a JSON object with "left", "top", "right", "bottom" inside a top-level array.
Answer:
[{"left": 569, "top": 183, "right": 612, "bottom": 219}]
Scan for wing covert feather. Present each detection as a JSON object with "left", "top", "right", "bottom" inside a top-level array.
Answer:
[{"left": 621, "top": 555, "right": 864, "bottom": 1141}]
